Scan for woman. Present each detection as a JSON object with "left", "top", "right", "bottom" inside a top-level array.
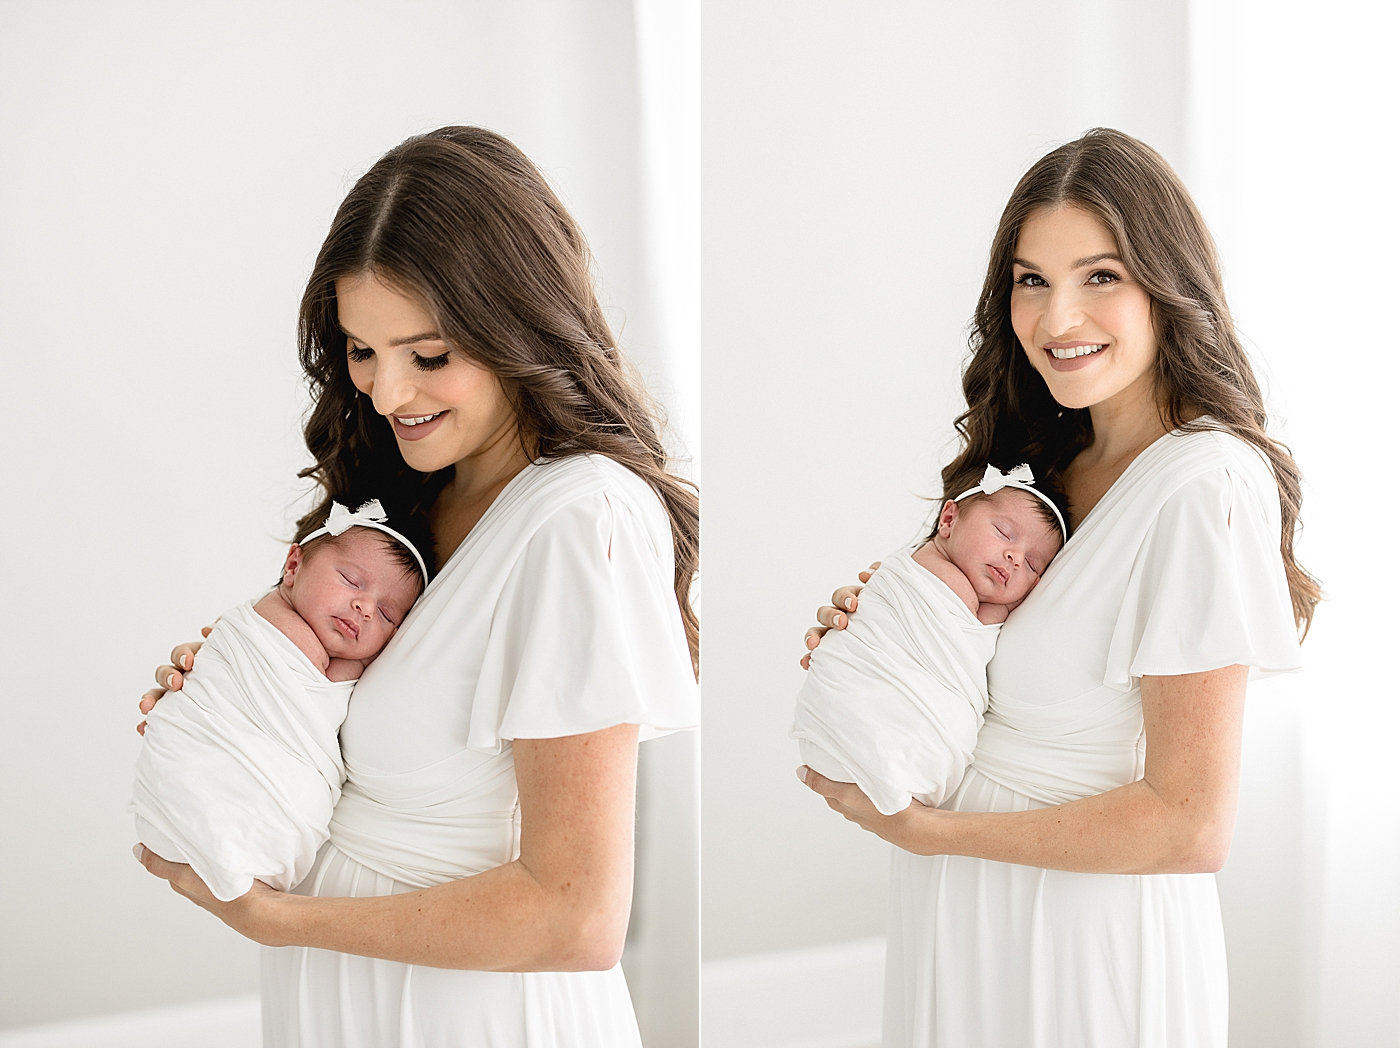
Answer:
[
  {"left": 135, "top": 126, "right": 699, "bottom": 1046},
  {"left": 800, "top": 128, "right": 1316, "bottom": 1046}
]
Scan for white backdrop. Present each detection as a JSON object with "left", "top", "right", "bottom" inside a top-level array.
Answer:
[
  {"left": 0, "top": 3, "right": 698, "bottom": 1044},
  {"left": 704, "top": 1, "right": 1397, "bottom": 1045}
]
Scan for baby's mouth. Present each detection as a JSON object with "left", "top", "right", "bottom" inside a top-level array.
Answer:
[
  {"left": 989, "top": 565, "right": 1009, "bottom": 586},
  {"left": 333, "top": 616, "right": 360, "bottom": 640}
]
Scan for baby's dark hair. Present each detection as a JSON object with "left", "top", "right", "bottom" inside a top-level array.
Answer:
[
  {"left": 279, "top": 497, "right": 435, "bottom": 593},
  {"left": 927, "top": 481, "right": 1069, "bottom": 548}
]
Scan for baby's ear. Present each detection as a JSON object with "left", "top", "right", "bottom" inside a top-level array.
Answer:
[
  {"left": 281, "top": 544, "right": 304, "bottom": 588},
  {"left": 938, "top": 499, "right": 960, "bottom": 536}
]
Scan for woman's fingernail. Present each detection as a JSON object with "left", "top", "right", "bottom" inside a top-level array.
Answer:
[
  {"left": 132, "top": 843, "right": 146, "bottom": 862},
  {"left": 181, "top": 655, "right": 190, "bottom": 669},
  {"left": 844, "top": 597, "right": 854, "bottom": 610},
  {"left": 796, "top": 766, "right": 808, "bottom": 784},
  {"left": 165, "top": 674, "right": 175, "bottom": 689},
  {"left": 834, "top": 614, "right": 843, "bottom": 628}
]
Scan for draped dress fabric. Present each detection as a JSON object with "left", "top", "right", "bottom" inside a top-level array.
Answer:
[
  {"left": 883, "top": 428, "right": 1303, "bottom": 1048},
  {"left": 260, "top": 454, "right": 699, "bottom": 1048}
]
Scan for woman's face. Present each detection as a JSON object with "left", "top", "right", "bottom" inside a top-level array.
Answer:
[
  {"left": 1010, "top": 205, "right": 1157, "bottom": 414},
  {"left": 338, "top": 272, "right": 520, "bottom": 475}
]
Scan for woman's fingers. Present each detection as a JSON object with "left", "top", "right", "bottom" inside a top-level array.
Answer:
[
  {"left": 153, "top": 665, "right": 182, "bottom": 692},
  {"left": 133, "top": 844, "right": 216, "bottom": 909},
  {"left": 815, "top": 605, "right": 848, "bottom": 630},
  {"left": 169, "top": 640, "right": 204, "bottom": 675},
  {"left": 857, "top": 560, "right": 882, "bottom": 584}
]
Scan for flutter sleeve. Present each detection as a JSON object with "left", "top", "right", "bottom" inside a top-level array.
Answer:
[
  {"left": 466, "top": 485, "right": 699, "bottom": 753},
  {"left": 1104, "top": 456, "right": 1303, "bottom": 687}
]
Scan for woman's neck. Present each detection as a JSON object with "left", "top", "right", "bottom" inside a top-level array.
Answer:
[
  {"left": 431, "top": 423, "right": 534, "bottom": 563},
  {"left": 1081, "top": 372, "right": 1169, "bottom": 469},
  {"left": 1061, "top": 373, "right": 1170, "bottom": 528}
]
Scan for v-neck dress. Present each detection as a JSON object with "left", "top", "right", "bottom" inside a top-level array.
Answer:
[
  {"left": 882, "top": 428, "right": 1302, "bottom": 1048},
  {"left": 259, "top": 454, "right": 699, "bottom": 1048}
]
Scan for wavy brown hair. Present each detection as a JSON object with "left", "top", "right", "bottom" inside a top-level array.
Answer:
[
  {"left": 943, "top": 128, "right": 1319, "bottom": 634},
  {"left": 294, "top": 126, "right": 699, "bottom": 668}
]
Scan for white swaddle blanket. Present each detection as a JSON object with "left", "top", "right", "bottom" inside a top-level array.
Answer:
[
  {"left": 131, "top": 600, "right": 354, "bottom": 901},
  {"left": 793, "top": 549, "right": 1002, "bottom": 815}
]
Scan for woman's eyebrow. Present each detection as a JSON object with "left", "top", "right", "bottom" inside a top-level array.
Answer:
[
  {"left": 337, "top": 322, "right": 445, "bottom": 347},
  {"left": 1011, "top": 252, "right": 1123, "bottom": 270}
]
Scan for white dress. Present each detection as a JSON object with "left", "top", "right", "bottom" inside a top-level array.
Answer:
[
  {"left": 260, "top": 454, "right": 699, "bottom": 1048},
  {"left": 883, "top": 428, "right": 1303, "bottom": 1048}
]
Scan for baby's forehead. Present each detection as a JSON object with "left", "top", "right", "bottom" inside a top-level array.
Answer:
[{"left": 981, "top": 490, "right": 1063, "bottom": 543}]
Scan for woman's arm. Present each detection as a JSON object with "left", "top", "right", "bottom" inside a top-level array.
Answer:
[
  {"left": 139, "top": 723, "right": 639, "bottom": 970},
  {"left": 802, "top": 664, "right": 1248, "bottom": 874}
]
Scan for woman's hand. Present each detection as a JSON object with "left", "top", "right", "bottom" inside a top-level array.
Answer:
[
  {"left": 800, "top": 562, "right": 881, "bottom": 669},
  {"left": 137, "top": 628, "right": 213, "bottom": 736},
  {"left": 797, "top": 765, "right": 941, "bottom": 854},
  {"left": 133, "top": 843, "right": 293, "bottom": 945}
]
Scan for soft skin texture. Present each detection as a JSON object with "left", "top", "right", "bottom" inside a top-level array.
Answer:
[
  {"left": 800, "top": 205, "right": 1248, "bottom": 876},
  {"left": 137, "top": 274, "right": 637, "bottom": 971},
  {"left": 253, "top": 529, "right": 421, "bottom": 682},
  {"left": 912, "top": 489, "right": 1061, "bottom": 625}
]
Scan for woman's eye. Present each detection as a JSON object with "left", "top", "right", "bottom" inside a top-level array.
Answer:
[
  {"left": 412, "top": 352, "right": 451, "bottom": 372},
  {"left": 1013, "top": 273, "right": 1046, "bottom": 288},
  {"left": 1086, "top": 270, "right": 1121, "bottom": 286},
  {"left": 348, "top": 345, "right": 374, "bottom": 363}
]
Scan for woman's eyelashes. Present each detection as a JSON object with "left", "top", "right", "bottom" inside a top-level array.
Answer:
[
  {"left": 345, "top": 345, "right": 451, "bottom": 372},
  {"left": 1012, "top": 268, "right": 1123, "bottom": 289},
  {"left": 411, "top": 351, "right": 450, "bottom": 372}
]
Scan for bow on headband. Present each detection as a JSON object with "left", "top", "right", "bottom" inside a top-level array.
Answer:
[
  {"left": 301, "top": 499, "right": 430, "bottom": 581},
  {"left": 976, "top": 463, "right": 1036, "bottom": 495},
  {"left": 954, "top": 463, "right": 1068, "bottom": 540},
  {"left": 324, "top": 499, "right": 390, "bottom": 536}
]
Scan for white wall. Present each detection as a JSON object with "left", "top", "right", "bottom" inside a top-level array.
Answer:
[
  {"left": 703, "top": 0, "right": 1188, "bottom": 960},
  {"left": 0, "top": 3, "right": 697, "bottom": 1041},
  {"left": 1187, "top": 2, "right": 1400, "bottom": 1043}
]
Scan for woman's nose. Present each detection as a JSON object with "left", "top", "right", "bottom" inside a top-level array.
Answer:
[
  {"left": 1043, "top": 287, "right": 1086, "bottom": 337},
  {"left": 370, "top": 356, "right": 417, "bottom": 416}
]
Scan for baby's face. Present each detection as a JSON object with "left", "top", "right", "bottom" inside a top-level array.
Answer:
[
  {"left": 280, "top": 529, "right": 423, "bottom": 663},
  {"left": 938, "top": 490, "right": 1062, "bottom": 606}
]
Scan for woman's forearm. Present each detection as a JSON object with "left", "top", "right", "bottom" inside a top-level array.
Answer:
[
  {"left": 267, "top": 855, "right": 628, "bottom": 971},
  {"left": 900, "top": 777, "right": 1234, "bottom": 874},
  {"left": 804, "top": 666, "right": 1248, "bottom": 876}
]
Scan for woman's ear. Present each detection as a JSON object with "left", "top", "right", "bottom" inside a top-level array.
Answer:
[
  {"left": 937, "top": 499, "right": 960, "bottom": 538},
  {"left": 281, "top": 544, "right": 304, "bottom": 589}
]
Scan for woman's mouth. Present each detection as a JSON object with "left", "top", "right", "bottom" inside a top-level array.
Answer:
[
  {"left": 391, "top": 410, "right": 448, "bottom": 441},
  {"left": 1044, "top": 343, "right": 1106, "bottom": 372}
]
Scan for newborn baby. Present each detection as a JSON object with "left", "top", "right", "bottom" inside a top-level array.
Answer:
[
  {"left": 132, "top": 500, "right": 427, "bottom": 901},
  {"left": 793, "top": 465, "right": 1065, "bottom": 815}
]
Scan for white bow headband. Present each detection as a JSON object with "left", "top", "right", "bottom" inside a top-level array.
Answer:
[
  {"left": 954, "top": 463, "right": 1068, "bottom": 540},
  {"left": 301, "top": 499, "right": 429, "bottom": 581}
]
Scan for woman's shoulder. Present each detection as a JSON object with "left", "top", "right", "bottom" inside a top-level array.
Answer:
[
  {"left": 1144, "top": 423, "right": 1279, "bottom": 499},
  {"left": 521, "top": 454, "right": 672, "bottom": 562}
]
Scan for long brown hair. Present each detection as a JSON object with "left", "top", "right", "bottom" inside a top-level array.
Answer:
[
  {"left": 295, "top": 126, "right": 700, "bottom": 668},
  {"left": 944, "top": 128, "right": 1320, "bottom": 634}
]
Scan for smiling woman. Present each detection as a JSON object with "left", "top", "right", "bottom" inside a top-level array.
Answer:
[
  {"left": 800, "top": 129, "right": 1317, "bottom": 1047},
  {"left": 135, "top": 126, "right": 700, "bottom": 1047}
]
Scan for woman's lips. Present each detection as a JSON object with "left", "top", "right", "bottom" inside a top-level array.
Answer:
[
  {"left": 1044, "top": 343, "right": 1106, "bottom": 373},
  {"left": 392, "top": 410, "right": 448, "bottom": 441}
]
